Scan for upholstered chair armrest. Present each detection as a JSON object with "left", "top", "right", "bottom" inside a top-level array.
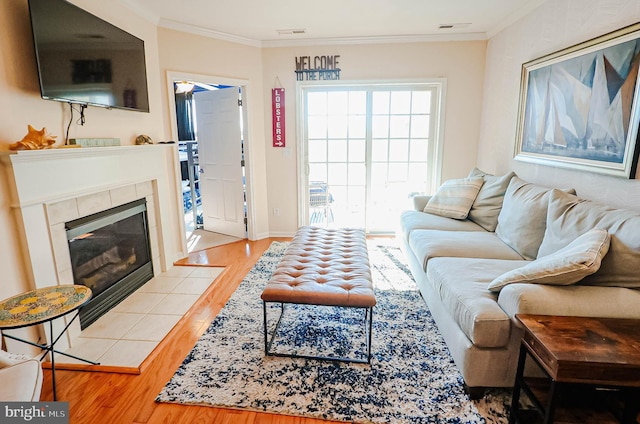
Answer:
[
  {"left": 411, "top": 195, "right": 432, "bottom": 211},
  {"left": 0, "top": 359, "right": 43, "bottom": 401}
]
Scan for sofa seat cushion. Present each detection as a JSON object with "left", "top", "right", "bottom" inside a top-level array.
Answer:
[
  {"left": 399, "top": 210, "right": 485, "bottom": 241},
  {"left": 538, "top": 190, "right": 640, "bottom": 288},
  {"left": 426, "top": 257, "right": 529, "bottom": 348},
  {"left": 409, "top": 230, "right": 524, "bottom": 271}
]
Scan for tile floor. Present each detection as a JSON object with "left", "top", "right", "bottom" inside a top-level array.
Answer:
[{"left": 59, "top": 265, "right": 224, "bottom": 369}]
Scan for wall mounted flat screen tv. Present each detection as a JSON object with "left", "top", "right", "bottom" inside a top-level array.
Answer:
[{"left": 28, "top": 0, "right": 150, "bottom": 112}]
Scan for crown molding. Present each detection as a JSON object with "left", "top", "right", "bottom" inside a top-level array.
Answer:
[
  {"left": 158, "top": 17, "right": 487, "bottom": 48},
  {"left": 117, "top": 0, "right": 542, "bottom": 47},
  {"left": 158, "top": 18, "right": 263, "bottom": 47},
  {"left": 262, "top": 32, "right": 487, "bottom": 47}
]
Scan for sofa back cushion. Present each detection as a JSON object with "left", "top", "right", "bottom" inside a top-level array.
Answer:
[
  {"left": 467, "top": 168, "right": 516, "bottom": 232},
  {"left": 495, "top": 177, "right": 575, "bottom": 260},
  {"left": 538, "top": 189, "right": 640, "bottom": 288}
]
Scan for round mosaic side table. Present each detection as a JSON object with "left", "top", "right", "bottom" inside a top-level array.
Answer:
[{"left": 0, "top": 285, "right": 99, "bottom": 400}]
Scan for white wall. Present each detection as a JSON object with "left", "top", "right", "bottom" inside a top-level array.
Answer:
[
  {"left": 0, "top": 1, "right": 164, "bottom": 148},
  {"left": 0, "top": 0, "right": 165, "bottom": 304},
  {"left": 156, "top": 33, "right": 486, "bottom": 238},
  {"left": 262, "top": 41, "right": 487, "bottom": 235},
  {"left": 0, "top": 0, "right": 168, "bottom": 351},
  {"left": 478, "top": 0, "right": 640, "bottom": 211}
]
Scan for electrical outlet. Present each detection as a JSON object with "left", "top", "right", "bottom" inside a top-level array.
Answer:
[{"left": 273, "top": 208, "right": 280, "bottom": 216}]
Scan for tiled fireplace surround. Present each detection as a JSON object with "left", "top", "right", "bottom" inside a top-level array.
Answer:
[{"left": 1, "top": 145, "right": 186, "bottom": 353}]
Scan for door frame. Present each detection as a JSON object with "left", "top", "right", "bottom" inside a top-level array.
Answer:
[
  {"left": 165, "top": 70, "right": 256, "bottom": 241},
  {"left": 296, "top": 78, "right": 448, "bottom": 230}
]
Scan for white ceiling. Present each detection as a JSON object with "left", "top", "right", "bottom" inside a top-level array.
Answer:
[{"left": 119, "top": 0, "right": 547, "bottom": 46}]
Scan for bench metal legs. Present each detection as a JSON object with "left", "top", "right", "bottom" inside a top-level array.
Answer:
[{"left": 263, "top": 301, "right": 373, "bottom": 364}]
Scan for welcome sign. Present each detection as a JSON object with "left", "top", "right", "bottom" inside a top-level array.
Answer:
[{"left": 295, "top": 55, "right": 341, "bottom": 81}]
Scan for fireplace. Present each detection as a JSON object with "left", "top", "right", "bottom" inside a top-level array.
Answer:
[
  {"left": 1, "top": 145, "right": 185, "bottom": 352},
  {"left": 66, "top": 198, "right": 154, "bottom": 329}
]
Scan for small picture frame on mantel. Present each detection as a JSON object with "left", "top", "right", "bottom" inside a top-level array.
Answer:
[{"left": 515, "top": 23, "right": 640, "bottom": 178}]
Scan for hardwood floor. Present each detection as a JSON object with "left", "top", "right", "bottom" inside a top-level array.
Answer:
[{"left": 42, "top": 238, "right": 341, "bottom": 424}]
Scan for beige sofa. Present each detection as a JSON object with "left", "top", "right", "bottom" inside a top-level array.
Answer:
[
  {"left": 0, "top": 349, "right": 43, "bottom": 401},
  {"left": 398, "top": 170, "right": 640, "bottom": 397}
]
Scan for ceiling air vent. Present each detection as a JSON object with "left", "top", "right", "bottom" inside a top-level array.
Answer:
[
  {"left": 438, "top": 23, "right": 471, "bottom": 30},
  {"left": 277, "top": 29, "right": 306, "bottom": 35}
]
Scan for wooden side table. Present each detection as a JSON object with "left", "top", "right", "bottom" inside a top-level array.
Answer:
[
  {"left": 509, "top": 315, "right": 640, "bottom": 424},
  {"left": 0, "top": 285, "right": 99, "bottom": 400}
]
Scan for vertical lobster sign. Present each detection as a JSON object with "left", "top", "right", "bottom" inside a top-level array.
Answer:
[{"left": 272, "top": 88, "right": 285, "bottom": 147}]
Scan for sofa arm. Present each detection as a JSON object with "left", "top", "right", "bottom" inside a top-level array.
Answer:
[
  {"left": 411, "top": 195, "right": 431, "bottom": 211},
  {"left": 497, "top": 283, "right": 640, "bottom": 319},
  {"left": 0, "top": 359, "right": 43, "bottom": 401}
]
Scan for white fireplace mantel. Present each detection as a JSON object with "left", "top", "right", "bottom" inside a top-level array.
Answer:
[
  {"left": 0, "top": 145, "right": 187, "bottom": 349},
  {"left": 3, "top": 145, "right": 178, "bottom": 207}
]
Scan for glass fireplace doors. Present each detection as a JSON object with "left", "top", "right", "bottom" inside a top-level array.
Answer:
[{"left": 65, "top": 198, "right": 153, "bottom": 329}]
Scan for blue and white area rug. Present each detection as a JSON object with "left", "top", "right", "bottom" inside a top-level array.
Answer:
[{"left": 156, "top": 240, "right": 512, "bottom": 423}]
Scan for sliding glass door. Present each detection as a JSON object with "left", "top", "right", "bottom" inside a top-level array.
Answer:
[
  {"left": 300, "top": 81, "right": 444, "bottom": 233},
  {"left": 307, "top": 90, "right": 367, "bottom": 228}
]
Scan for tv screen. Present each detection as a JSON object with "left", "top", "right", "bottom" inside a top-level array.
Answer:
[{"left": 28, "top": 0, "right": 150, "bottom": 112}]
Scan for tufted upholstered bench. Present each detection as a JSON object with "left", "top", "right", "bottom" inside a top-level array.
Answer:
[{"left": 261, "top": 226, "right": 376, "bottom": 363}]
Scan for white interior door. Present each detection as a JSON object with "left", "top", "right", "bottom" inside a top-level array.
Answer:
[{"left": 194, "top": 88, "right": 246, "bottom": 238}]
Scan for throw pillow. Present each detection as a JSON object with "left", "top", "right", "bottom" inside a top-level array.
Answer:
[
  {"left": 423, "top": 177, "right": 484, "bottom": 220},
  {"left": 487, "top": 229, "right": 610, "bottom": 292},
  {"left": 538, "top": 189, "right": 640, "bottom": 288},
  {"left": 495, "top": 177, "right": 576, "bottom": 260},
  {"left": 467, "top": 168, "right": 516, "bottom": 231}
]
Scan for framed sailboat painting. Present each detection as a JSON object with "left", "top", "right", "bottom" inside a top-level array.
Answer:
[{"left": 515, "top": 23, "right": 640, "bottom": 178}]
